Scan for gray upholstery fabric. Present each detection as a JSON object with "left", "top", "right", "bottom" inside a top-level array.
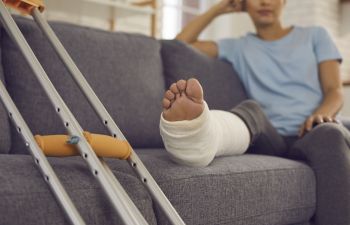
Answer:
[
  {"left": 0, "top": 154, "right": 157, "bottom": 225},
  {"left": 135, "top": 149, "right": 316, "bottom": 225},
  {"left": 160, "top": 40, "right": 248, "bottom": 111},
  {"left": 2, "top": 16, "right": 165, "bottom": 154},
  {"left": 0, "top": 26, "right": 11, "bottom": 154}
]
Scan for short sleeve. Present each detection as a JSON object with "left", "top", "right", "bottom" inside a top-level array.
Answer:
[
  {"left": 216, "top": 38, "right": 238, "bottom": 61},
  {"left": 313, "top": 27, "right": 342, "bottom": 64}
]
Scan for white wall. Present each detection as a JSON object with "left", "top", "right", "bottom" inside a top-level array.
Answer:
[
  {"left": 43, "top": 0, "right": 158, "bottom": 36},
  {"left": 342, "top": 87, "right": 350, "bottom": 116}
]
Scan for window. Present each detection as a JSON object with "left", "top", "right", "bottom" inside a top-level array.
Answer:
[{"left": 161, "top": 0, "right": 202, "bottom": 39}]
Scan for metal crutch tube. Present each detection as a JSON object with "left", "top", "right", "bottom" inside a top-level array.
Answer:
[
  {"left": 32, "top": 8, "right": 186, "bottom": 225},
  {"left": 0, "top": 2, "right": 148, "bottom": 224},
  {"left": 0, "top": 81, "right": 86, "bottom": 225}
]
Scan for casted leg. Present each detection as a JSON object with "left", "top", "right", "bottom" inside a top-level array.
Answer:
[
  {"left": 288, "top": 123, "right": 350, "bottom": 225},
  {"left": 160, "top": 78, "right": 250, "bottom": 167}
]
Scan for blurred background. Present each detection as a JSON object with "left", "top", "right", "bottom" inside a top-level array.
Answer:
[{"left": 10, "top": 0, "right": 350, "bottom": 114}]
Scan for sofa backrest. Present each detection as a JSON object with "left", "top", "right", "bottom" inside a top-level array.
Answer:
[
  {"left": 160, "top": 40, "right": 248, "bottom": 111},
  {"left": 0, "top": 27, "right": 11, "bottom": 154},
  {"left": 2, "top": 16, "right": 166, "bottom": 154}
]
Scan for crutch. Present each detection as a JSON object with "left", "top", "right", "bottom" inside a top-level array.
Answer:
[
  {"left": 30, "top": 5, "right": 186, "bottom": 225},
  {"left": 0, "top": 1, "right": 150, "bottom": 224}
]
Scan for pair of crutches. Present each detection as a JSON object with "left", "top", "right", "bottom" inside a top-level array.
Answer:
[{"left": 0, "top": 1, "right": 186, "bottom": 224}]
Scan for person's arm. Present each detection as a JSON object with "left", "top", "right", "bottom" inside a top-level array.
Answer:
[
  {"left": 299, "top": 60, "right": 344, "bottom": 137},
  {"left": 176, "top": 0, "right": 242, "bottom": 58}
]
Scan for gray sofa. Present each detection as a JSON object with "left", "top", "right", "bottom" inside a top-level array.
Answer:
[{"left": 0, "top": 16, "right": 318, "bottom": 225}]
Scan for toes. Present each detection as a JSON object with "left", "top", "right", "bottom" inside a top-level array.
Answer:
[
  {"left": 162, "top": 98, "right": 171, "bottom": 109},
  {"left": 164, "top": 90, "right": 175, "bottom": 101},
  {"left": 169, "top": 83, "right": 180, "bottom": 94},
  {"left": 187, "top": 78, "right": 199, "bottom": 84},
  {"left": 186, "top": 78, "right": 203, "bottom": 103},
  {"left": 176, "top": 79, "right": 187, "bottom": 93}
]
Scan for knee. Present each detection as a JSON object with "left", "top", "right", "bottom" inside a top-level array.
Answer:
[
  {"left": 301, "top": 123, "right": 350, "bottom": 157},
  {"left": 238, "top": 100, "right": 262, "bottom": 111},
  {"left": 311, "top": 123, "right": 347, "bottom": 138},
  {"left": 231, "top": 100, "right": 265, "bottom": 126}
]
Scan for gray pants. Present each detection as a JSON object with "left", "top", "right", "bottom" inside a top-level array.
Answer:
[{"left": 231, "top": 100, "right": 350, "bottom": 225}]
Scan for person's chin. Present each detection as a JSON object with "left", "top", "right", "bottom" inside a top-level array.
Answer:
[{"left": 255, "top": 19, "right": 276, "bottom": 27}]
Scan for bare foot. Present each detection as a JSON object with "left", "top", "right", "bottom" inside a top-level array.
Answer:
[{"left": 162, "top": 78, "right": 205, "bottom": 122}]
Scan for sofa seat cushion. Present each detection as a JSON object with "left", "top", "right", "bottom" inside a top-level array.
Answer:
[
  {"left": 161, "top": 40, "right": 248, "bottom": 111},
  {"left": 135, "top": 149, "right": 316, "bottom": 225},
  {"left": 2, "top": 16, "right": 165, "bottom": 154},
  {"left": 0, "top": 154, "right": 157, "bottom": 225}
]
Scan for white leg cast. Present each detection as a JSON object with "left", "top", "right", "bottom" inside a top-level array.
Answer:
[
  {"left": 160, "top": 101, "right": 251, "bottom": 167},
  {"left": 211, "top": 109, "right": 250, "bottom": 157}
]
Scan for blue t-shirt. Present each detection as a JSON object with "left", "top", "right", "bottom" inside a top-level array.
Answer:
[{"left": 217, "top": 26, "right": 342, "bottom": 136}]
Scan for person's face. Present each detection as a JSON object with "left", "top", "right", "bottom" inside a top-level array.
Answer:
[{"left": 245, "top": 0, "right": 286, "bottom": 27}]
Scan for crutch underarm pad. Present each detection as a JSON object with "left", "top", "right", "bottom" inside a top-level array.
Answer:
[
  {"left": 34, "top": 131, "right": 131, "bottom": 159},
  {"left": 3, "top": 0, "right": 45, "bottom": 14}
]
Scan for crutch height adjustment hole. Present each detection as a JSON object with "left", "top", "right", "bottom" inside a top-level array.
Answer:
[
  {"left": 104, "top": 120, "right": 108, "bottom": 125},
  {"left": 83, "top": 153, "right": 88, "bottom": 159},
  {"left": 35, "top": 158, "right": 39, "bottom": 164},
  {"left": 9, "top": 112, "right": 12, "bottom": 118},
  {"left": 143, "top": 178, "right": 147, "bottom": 183},
  {"left": 65, "top": 122, "right": 69, "bottom": 127},
  {"left": 45, "top": 176, "right": 50, "bottom": 182},
  {"left": 17, "top": 127, "right": 21, "bottom": 133},
  {"left": 113, "top": 134, "right": 117, "bottom": 138},
  {"left": 132, "top": 163, "right": 137, "bottom": 168},
  {"left": 94, "top": 170, "right": 98, "bottom": 176},
  {"left": 56, "top": 107, "right": 60, "bottom": 113}
]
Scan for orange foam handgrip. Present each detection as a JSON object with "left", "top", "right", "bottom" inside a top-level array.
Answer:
[
  {"left": 34, "top": 132, "right": 131, "bottom": 160},
  {"left": 83, "top": 131, "right": 131, "bottom": 159},
  {"left": 4, "top": 0, "right": 45, "bottom": 14},
  {"left": 34, "top": 134, "right": 76, "bottom": 157}
]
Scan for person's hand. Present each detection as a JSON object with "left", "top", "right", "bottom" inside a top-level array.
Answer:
[
  {"left": 213, "top": 0, "right": 244, "bottom": 15},
  {"left": 299, "top": 114, "right": 339, "bottom": 137}
]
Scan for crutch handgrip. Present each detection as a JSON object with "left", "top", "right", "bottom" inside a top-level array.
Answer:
[
  {"left": 34, "top": 132, "right": 131, "bottom": 159},
  {"left": 83, "top": 131, "right": 131, "bottom": 159},
  {"left": 3, "top": 0, "right": 45, "bottom": 14}
]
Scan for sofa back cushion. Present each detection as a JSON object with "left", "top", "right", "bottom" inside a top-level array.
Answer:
[
  {"left": 2, "top": 16, "right": 165, "bottom": 154},
  {"left": 0, "top": 28, "right": 11, "bottom": 154},
  {"left": 161, "top": 40, "right": 248, "bottom": 110}
]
